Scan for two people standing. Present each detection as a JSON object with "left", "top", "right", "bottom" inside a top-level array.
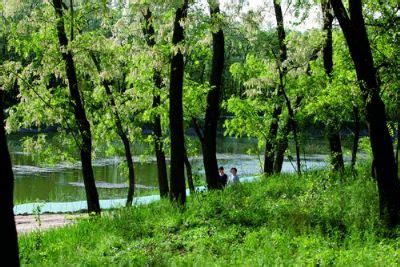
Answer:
[{"left": 218, "top": 166, "right": 240, "bottom": 188}]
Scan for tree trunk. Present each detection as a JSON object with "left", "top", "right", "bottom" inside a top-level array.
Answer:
[
  {"left": 153, "top": 72, "right": 170, "bottom": 198},
  {"left": 327, "top": 128, "right": 345, "bottom": 171},
  {"left": 200, "top": 1, "right": 225, "bottom": 190},
  {"left": 396, "top": 119, "right": 399, "bottom": 169},
  {"left": 281, "top": 89, "right": 301, "bottom": 174},
  {"left": 351, "top": 105, "right": 360, "bottom": 170},
  {"left": 264, "top": 0, "right": 287, "bottom": 175},
  {"left": 273, "top": 119, "right": 290, "bottom": 173},
  {"left": 169, "top": 0, "right": 189, "bottom": 205},
  {"left": 274, "top": 96, "right": 303, "bottom": 173},
  {"left": 53, "top": 0, "right": 100, "bottom": 214},
  {"left": 264, "top": 0, "right": 286, "bottom": 174},
  {"left": 331, "top": 0, "right": 400, "bottom": 226},
  {"left": 0, "top": 92, "right": 19, "bottom": 266},
  {"left": 90, "top": 54, "right": 136, "bottom": 207},
  {"left": 268, "top": 0, "right": 301, "bottom": 174},
  {"left": 122, "top": 135, "right": 135, "bottom": 206},
  {"left": 264, "top": 104, "right": 282, "bottom": 174},
  {"left": 184, "top": 147, "right": 195, "bottom": 194},
  {"left": 142, "top": 8, "right": 169, "bottom": 198},
  {"left": 322, "top": 1, "right": 344, "bottom": 172}
]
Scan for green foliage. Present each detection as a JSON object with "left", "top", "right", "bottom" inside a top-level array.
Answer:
[
  {"left": 224, "top": 97, "right": 272, "bottom": 141},
  {"left": 302, "top": 31, "right": 362, "bottom": 131},
  {"left": 1, "top": 2, "right": 399, "bottom": 264},
  {"left": 19, "top": 166, "right": 400, "bottom": 265},
  {"left": 359, "top": 136, "right": 372, "bottom": 157}
]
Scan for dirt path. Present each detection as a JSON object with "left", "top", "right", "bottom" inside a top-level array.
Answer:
[{"left": 15, "top": 214, "right": 82, "bottom": 234}]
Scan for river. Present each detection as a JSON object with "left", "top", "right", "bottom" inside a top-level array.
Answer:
[{"left": 9, "top": 133, "right": 332, "bottom": 214}]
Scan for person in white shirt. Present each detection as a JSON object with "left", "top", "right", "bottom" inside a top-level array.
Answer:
[{"left": 228, "top": 167, "right": 240, "bottom": 185}]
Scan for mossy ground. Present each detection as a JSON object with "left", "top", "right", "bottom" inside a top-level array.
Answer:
[{"left": 19, "top": 166, "right": 400, "bottom": 266}]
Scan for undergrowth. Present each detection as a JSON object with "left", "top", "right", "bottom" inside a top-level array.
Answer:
[{"left": 19, "top": 166, "right": 400, "bottom": 266}]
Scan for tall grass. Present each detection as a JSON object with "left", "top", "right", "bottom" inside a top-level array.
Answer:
[{"left": 19, "top": 166, "right": 400, "bottom": 266}]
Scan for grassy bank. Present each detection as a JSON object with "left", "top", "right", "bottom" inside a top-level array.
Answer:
[{"left": 19, "top": 167, "right": 400, "bottom": 266}]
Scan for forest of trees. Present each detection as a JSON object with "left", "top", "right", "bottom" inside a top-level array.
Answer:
[{"left": 0, "top": 0, "right": 399, "bottom": 264}]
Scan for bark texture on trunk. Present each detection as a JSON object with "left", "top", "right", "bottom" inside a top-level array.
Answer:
[
  {"left": 53, "top": 0, "right": 100, "bottom": 214},
  {"left": 169, "top": 0, "right": 189, "bottom": 205},
  {"left": 327, "top": 128, "right": 345, "bottom": 171},
  {"left": 143, "top": 8, "right": 169, "bottom": 198},
  {"left": 273, "top": 118, "right": 290, "bottom": 173},
  {"left": 200, "top": 1, "right": 225, "bottom": 189},
  {"left": 264, "top": 104, "right": 282, "bottom": 174},
  {"left": 322, "top": 1, "right": 344, "bottom": 172},
  {"left": 91, "top": 54, "right": 136, "bottom": 207},
  {"left": 0, "top": 93, "right": 20, "bottom": 266},
  {"left": 331, "top": 0, "right": 400, "bottom": 226}
]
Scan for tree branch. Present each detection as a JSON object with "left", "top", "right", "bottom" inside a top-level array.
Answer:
[{"left": 330, "top": 0, "right": 352, "bottom": 32}]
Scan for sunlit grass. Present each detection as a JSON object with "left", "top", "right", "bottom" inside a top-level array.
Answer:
[{"left": 18, "top": 164, "right": 400, "bottom": 266}]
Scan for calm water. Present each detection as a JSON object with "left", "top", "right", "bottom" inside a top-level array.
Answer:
[{"left": 9, "top": 133, "right": 328, "bottom": 206}]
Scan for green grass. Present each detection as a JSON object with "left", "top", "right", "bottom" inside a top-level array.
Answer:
[{"left": 19, "top": 166, "right": 400, "bottom": 266}]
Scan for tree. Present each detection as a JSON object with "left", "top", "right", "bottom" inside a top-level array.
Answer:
[
  {"left": 270, "top": 0, "right": 301, "bottom": 174},
  {"left": 321, "top": 1, "right": 344, "bottom": 171},
  {"left": 169, "top": 0, "right": 189, "bottom": 204},
  {"left": 142, "top": 7, "right": 169, "bottom": 198},
  {"left": 330, "top": 0, "right": 400, "bottom": 226},
  {"left": 91, "top": 54, "right": 136, "bottom": 207},
  {"left": 263, "top": 1, "right": 287, "bottom": 175},
  {"left": 52, "top": 0, "right": 100, "bottom": 214},
  {"left": 0, "top": 92, "right": 19, "bottom": 266},
  {"left": 198, "top": 0, "right": 225, "bottom": 189}
]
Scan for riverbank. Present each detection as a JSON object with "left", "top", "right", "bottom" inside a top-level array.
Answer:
[
  {"left": 18, "top": 166, "right": 400, "bottom": 265},
  {"left": 16, "top": 214, "right": 82, "bottom": 234}
]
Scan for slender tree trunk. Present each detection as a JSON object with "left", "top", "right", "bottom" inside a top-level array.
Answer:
[
  {"left": 69, "top": 0, "right": 74, "bottom": 41},
  {"left": 281, "top": 88, "right": 301, "bottom": 174},
  {"left": 273, "top": 118, "right": 290, "bottom": 173},
  {"left": 331, "top": 0, "right": 400, "bottom": 226},
  {"left": 351, "top": 105, "right": 360, "bottom": 170},
  {"left": 90, "top": 54, "right": 136, "bottom": 207},
  {"left": 396, "top": 119, "right": 399, "bottom": 168},
  {"left": 270, "top": 0, "right": 301, "bottom": 174},
  {"left": 200, "top": 1, "right": 225, "bottom": 189},
  {"left": 0, "top": 92, "right": 19, "bottom": 266},
  {"left": 264, "top": 104, "right": 281, "bottom": 174},
  {"left": 53, "top": 0, "right": 100, "bottom": 214},
  {"left": 142, "top": 8, "right": 169, "bottom": 198},
  {"left": 123, "top": 136, "right": 135, "bottom": 206},
  {"left": 169, "top": 0, "right": 189, "bottom": 205},
  {"left": 322, "top": 1, "right": 344, "bottom": 172},
  {"left": 264, "top": 0, "right": 288, "bottom": 176},
  {"left": 291, "top": 119, "right": 301, "bottom": 174},
  {"left": 327, "top": 127, "right": 345, "bottom": 171},
  {"left": 153, "top": 72, "right": 170, "bottom": 198},
  {"left": 275, "top": 51, "right": 318, "bottom": 174},
  {"left": 274, "top": 96, "right": 303, "bottom": 173},
  {"left": 184, "top": 147, "right": 195, "bottom": 194}
]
